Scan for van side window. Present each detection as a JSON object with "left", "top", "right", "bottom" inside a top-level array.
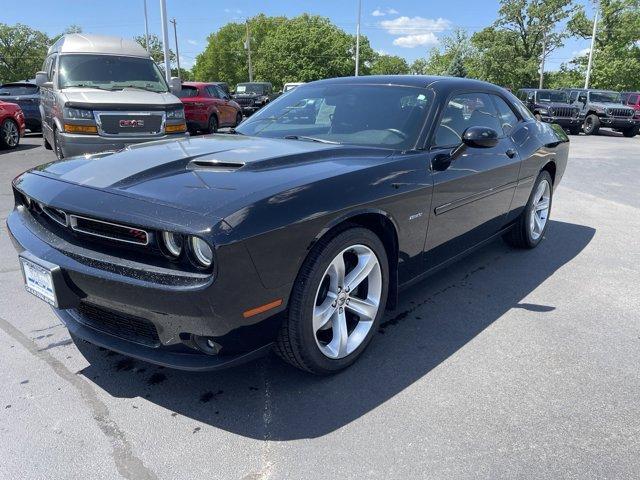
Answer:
[{"left": 48, "top": 55, "right": 57, "bottom": 82}]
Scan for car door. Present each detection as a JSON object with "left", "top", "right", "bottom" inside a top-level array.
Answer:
[
  {"left": 214, "top": 85, "right": 235, "bottom": 125},
  {"left": 425, "top": 91, "right": 521, "bottom": 267},
  {"left": 205, "top": 85, "right": 227, "bottom": 125}
]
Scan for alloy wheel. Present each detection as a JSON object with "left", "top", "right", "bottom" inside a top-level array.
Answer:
[
  {"left": 312, "top": 244, "right": 382, "bottom": 359},
  {"left": 3, "top": 120, "right": 19, "bottom": 147},
  {"left": 529, "top": 179, "right": 551, "bottom": 240}
]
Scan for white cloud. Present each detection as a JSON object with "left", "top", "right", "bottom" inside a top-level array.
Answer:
[
  {"left": 573, "top": 47, "right": 590, "bottom": 57},
  {"left": 380, "top": 16, "right": 450, "bottom": 48},
  {"left": 224, "top": 8, "right": 242, "bottom": 14},
  {"left": 186, "top": 39, "right": 198, "bottom": 46},
  {"left": 371, "top": 7, "right": 399, "bottom": 17},
  {"left": 393, "top": 33, "right": 440, "bottom": 48}
]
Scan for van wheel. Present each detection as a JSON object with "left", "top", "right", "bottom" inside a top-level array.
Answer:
[
  {"left": 53, "top": 129, "right": 64, "bottom": 160},
  {"left": 583, "top": 114, "right": 600, "bottom": 135}
]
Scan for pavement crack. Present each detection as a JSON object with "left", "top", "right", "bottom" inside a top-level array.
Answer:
[{"left": 0, "top": 315, "right": 158, "bottom": 480}]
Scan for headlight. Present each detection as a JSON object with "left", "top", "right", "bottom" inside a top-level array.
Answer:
[
  {"left": 605, "top": 108, "right": 612, "bottom": 115},
  {"left": 190, "top": 236, "right": 213, "bottom": 267},
  {"left": 253, "top": 98, "right": 263, "bottom": 105},
  {"left": 538, "top": 108, "right": 548, "bottom": 115},
  {"left": 64, "top": 107, "right": 93, "bottom": 119},
  {"left": 166, "top": 107, "right": 185, "bottom": 119},
  {"left": 161, "top": 231, "right": 183, "bottom": 257}
]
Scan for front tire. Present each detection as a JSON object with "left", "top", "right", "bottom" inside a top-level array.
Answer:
[
  {"left": 568, "top": 126, "right": 581, "bottom": 135},
  {"left": 0, "top": 119, "right": 20, "bottom": 149},
  {"left": 583, "top": 114, "right": 600, "bottom": 135},
  {"left": 503, "top": 171, "right": 553, "bottom": 249},
  {"left": 275, "top": 227, "right": 389, "bottom": 374},
  {"left": 234, "top": 112, "right": 243, "bottom": 127},
  {"left": 205, "top": 115, "right": 218, "bottom": 134},
  {"left": 622, "top": 126, "right": 639, "bottom": 138}
]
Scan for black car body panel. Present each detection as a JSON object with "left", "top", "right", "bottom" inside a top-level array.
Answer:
[
  {"left": 8, "top": 75, "right": 569, "bottom": 370},
  {"left": 0, "top": 82, "right": 41, "bottom": 131}
]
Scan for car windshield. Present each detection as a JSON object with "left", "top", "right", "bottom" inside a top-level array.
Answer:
[
  {"left": 0, "top": 84, "right": 38, "bottom": 95},
  {"left": 58, "top": 54, "right": 169, "bottom": 93},
  {"left": 537, "top": 90, "right": 568, "bottom": 103},
  {"left": 177, "top": 86, "right": 199, "bottom": 98},
  {"left": 236, "top": 83, "right": 431, "bottom": 149},
  {"left": 236, "top": 84, "right": 265, "bottom": 94},
  {"left": 590, "top": 91, "right": 621, "bottom": 103}
]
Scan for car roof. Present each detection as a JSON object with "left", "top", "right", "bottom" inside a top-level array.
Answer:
[
  {"left": 48, "top": 34, "right": 149, "bottom": 58},
  {"left": 182, "top": 82, "right": 208, "bottom": 88},
  {"left": 307, "top": 75, "right": 508, "bottom": 93}
]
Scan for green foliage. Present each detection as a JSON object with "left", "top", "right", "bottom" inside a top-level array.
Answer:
[
  {"left": 171, "top": 67, "right": 193, "bottom": 81},
  {"left": 568, "top": 0, "right": 640, "bottom": 90},
  {"left": 134, "top": 34, "right": 175, "bottom": 67},
  {"left": 370, "top": 54, "right": 410, "bottom": 75},
  {"left": 445, "top": 52, "right": 468, "bottom": 77},
  {"left": 0, "top": 23, "right": 50, "bottom": 82},
  {"left": 546, "top": 64, "right": 583, "bottom": 89},
  {"left": 411, "top": 29, "right": 477, "bottom": 77}
]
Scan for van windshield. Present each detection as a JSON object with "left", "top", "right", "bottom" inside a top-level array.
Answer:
[{"left": 58, "top": 54, "right": 169, "bottom": 93}]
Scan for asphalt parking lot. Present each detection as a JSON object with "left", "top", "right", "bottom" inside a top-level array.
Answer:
[{"left": 1, "top": 132, "right": 639, "bottom": 480}]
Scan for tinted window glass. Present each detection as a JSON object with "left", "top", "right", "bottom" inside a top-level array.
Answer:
[
  {"left": 176, "top": 86, "right": 198, "bottom": 98},
  {"left": 492, "top": 95, "right": 519, "bottom": 135},
  {"left": 0, "top": 84, "right": 38, "bottom": 95},
  {"left": 214, "top": 85, "right": 227, "bottom": 98},
  {"left": 236, "top": 84, "right": 431, "bottom": 149},
  {"left": 537, "top": 90, "right": 568, "bottom": 103},
  {"left": 206, "top": 86, "right": 219, "bottom": 98},
  {"left": 590, "top": 91, "right": 620, "bottom": 103},
  {"left": 629, "top": 94, "right": 639, "bottom": 105},
  {"left": 434, "top": 93, "right": 502, "bottom": 147}
]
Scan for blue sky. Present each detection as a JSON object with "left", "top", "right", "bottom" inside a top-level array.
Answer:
[{"left": 3, "top": 0, "right": 596, "bottom": 71}]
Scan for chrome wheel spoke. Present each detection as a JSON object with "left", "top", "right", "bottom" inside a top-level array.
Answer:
[
  {"left": 529, "top": 179, "right": 551, "bottom": 240},
  {"left": 344, "top": 252, "right": 376, "bottom": 292},
  {"left": 328, "top": 254, "right": 346, "bottom": 290},
  {"left": 327, "top": 308, "right": 348, "bottom": 358},
  {"left": 536, "top": 198, "right": 550, "bottom": 211},
  {"left": 313, "top": 293, "right": 337, "bottom": 332},
  {"left": 346, "top": 296, "right": 378, "bottom": 321}
]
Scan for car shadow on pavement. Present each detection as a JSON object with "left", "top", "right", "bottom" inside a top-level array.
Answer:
[{"left": 76, "top": 219, "right": 595, "bottom": 440}]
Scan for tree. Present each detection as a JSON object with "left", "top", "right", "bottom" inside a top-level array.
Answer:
[
  {"left": 567, "top": 0, "right": 640, "bottom": 90},
  {"left": 446, "top": 52, "right": 467, "bottom": 77},
  {"left": 471, "top": 0, "right": 578, "bottom": 89},
  {"left": 411, "top": 29, "right": 477, "bottom": 77},
  {"left": 254, "top": 14, "right": 375, "bottom": 89},
  {"left": 370, "top": 54, "right": 410, "bottom": 75},
  {"left": 0, "top": 23, "right": 50, "bottom": 82},
  {"left": 171, "top": 67, "right": 193, "bottom": 81},
  {"left": 134, "top": 34, "right": 175, "bottom": 67}
]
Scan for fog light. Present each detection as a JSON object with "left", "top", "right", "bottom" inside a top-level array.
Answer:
[
  {"left": 161, "top": 231, "right": 183, "bottom": 257},
  {"left": 191, "top": 335, "right": 221, "bottom": 355},
  {"left": 190, "top": 236, "right": 213, "bottom": 267}
]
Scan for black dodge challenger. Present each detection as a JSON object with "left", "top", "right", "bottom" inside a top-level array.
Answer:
[{"left": 8, "top": 76, "right": 568, "bottom": 374}]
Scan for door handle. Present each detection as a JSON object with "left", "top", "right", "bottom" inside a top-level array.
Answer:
[{"left": 505, "top": 148, "right": 517, "bottom": 158}]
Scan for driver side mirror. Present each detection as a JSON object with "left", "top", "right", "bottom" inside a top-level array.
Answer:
[
  {"left": 35, "top": 71, "right": 50, "bottom": 88},
  {"left": 169, "top": 77, "right": 182, "bottom": 95},
  {"left": 431, "top": 126, "right": 499, "bottom": 172}
]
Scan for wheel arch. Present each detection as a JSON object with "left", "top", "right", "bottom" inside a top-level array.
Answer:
[
  {"left": 308, "top": 209, "right": 400, "bottom": 310},
  {"left": 541, "top": 160, "right": 556, "bottom": 185}
]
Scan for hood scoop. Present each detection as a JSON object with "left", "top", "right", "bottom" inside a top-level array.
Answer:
[{"left": 188, "top": 156, "right": 245, "bottom": 172}]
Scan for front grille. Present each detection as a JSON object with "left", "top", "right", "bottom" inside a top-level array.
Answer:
[
  {"left": 234, "top": 97, "right": 254, "bottom": 107},
  {"left": 69, "top": 214, "right": 149, "bottom": 245},
  {"left": 97, "top": 112, "right": 164, "bottom": 135},
  {"left": 74, "top": 302, "right": 161, "bottom": 347},
  {"left": 607, "top": 108, "right": 633, "bottom": 118},
  {"left": 549, "top": 106, "right": 576, "bottom": 118}
]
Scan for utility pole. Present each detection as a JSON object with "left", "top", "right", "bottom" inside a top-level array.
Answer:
[
  {"left": 539, "top": 30, "right": 547, "bottom": 89},
  {"left": 584, "top": 3, "right": 599, "bottom": 89},
  {"left": 355, "top": 0, "right": 361, "bottom": 76},
  {"left": 170, "top": 18, "right": 180, "bottom": 76},
  {"left": 143, "top": 0, "right": 150, "bottom": 54},
  {"left": 245, "top": 21, "right": 253, "bottom": 82},
  {"left": 159, "top": 0, "right": 171, "bottom": 82}
]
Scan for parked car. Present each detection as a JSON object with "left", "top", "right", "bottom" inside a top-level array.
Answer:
[
  {"left": 516, "top": 88, "right": 581, "bottom": 134},
  {"left": 178, "top": 82, "right": 242, "bottom": 134},
  {"left": 35, "top": 34, "right": 188, "bottom": 160},
  {"left": 0, "top": 100, "right": 25, "bottom": 149},
  {"left": 283, "top": 82, "right": 305, "bottom": 93},
  {"left": 567, "top": 89, "right": 639, "bottom": 137},
  {"left": 212, "top": 82, "right": 231, "bottom": 97},
  {"left": 0, "top": 82, "right": 41, "bottom": 132},
  {"left": 8, "top": 76, "right": 568, "bottom": 374},
  {"left": 621, "top": 92, "right": 640, "bottom": 115},
  {"left": 232, "top": 82, "right": 275, "bottom": 116}
]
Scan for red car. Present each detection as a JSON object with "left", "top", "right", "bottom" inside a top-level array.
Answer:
[
  {"left": 622, "top": 92, "right": 640, "bottom": 117},
  {"left": 0, "top": 100, "right": 25, "bottom": 150},
  {"left": 177, "top": 82, "right": 243, "bottom": 134}
]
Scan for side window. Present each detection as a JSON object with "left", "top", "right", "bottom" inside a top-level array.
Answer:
[
  {"left": 492, "top": 96, "right": 519, "bottom": 136},
  {"left": 206, "top": 86, "right": 219, "bottom": 98},
  {"left": 578, "top": 93, "right": 587, "bottom": 103},
  {"left": 215, "top": 85, "right": 228, "bottom": 99},
  {"left": 629, "top": 94, "right": 639, "bottom": 106},
  {"left": 569, "top": 91, "right": 578, "bottom": 102},
  {"left": 48, "top": 55, "right": 57, "bottom": 82},
  {"left": 434, "top": 92, "right": 502, "bottom": 147}
]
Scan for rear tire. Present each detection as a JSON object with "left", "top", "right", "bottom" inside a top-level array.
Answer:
[
  {"left": 583, "top": 114, "right": 600, "bottom": 135},
  {"left": 0, "top": 119, "right": 20, "bottom": 149},
  {"left": 205, "top": 115, "right": 218, "bottom": 134},
  {"left": 503, "top": 170, "right": 553, "bottom": 249},
  {"left": 622, "top": 126, "right": 639, "bottom": 138},
  {"left": 234, "top": 112, "right": 243, "bottom": 127},
  {"left": 275, "top": 227, "right": 389, "bottom": 374}
]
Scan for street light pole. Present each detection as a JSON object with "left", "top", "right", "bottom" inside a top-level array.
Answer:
[
  {"left": 355, "top": 0, "right": 361, "bottom": 76},
  {"left": 584, "top": 4, "right": 599, "bottom": 89},
  {"left": 245, "top": 21, "right": 253, "bottom": 82},
  {"left": 143, "top": 0, "right": 150, "bottom": 54},
  {"left": 170, "top": 18, "right": 180, "bottom": 76},
  {"left": 539, "top": 30, "right": 547, "bottom": 89},
  {"left": 159, "top": 0, "right": 171, "bottom": 82}
]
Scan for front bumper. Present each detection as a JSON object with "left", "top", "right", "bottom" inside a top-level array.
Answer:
[
  {"left": 597, "top": 117, "right": 639, "bottom": 129},
  {"left": 540, "top": 116, "right": 582, "bottom": 127},
  {"left": 240, "top": 106, "right": 261, "bottom": 116},
  {"left": 7, "top": 201, "right": 286, "bottom": 371},
  {"left": 59, "top": 131, "right": 189, "bottom": 157}
]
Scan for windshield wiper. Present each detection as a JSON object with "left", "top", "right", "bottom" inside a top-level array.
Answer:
[
  {"left": 65, "top": 84, "right": 111, "bottom": 91},
  {"left": 283, "top": 135, "right": 341, "bottom": 145},
  {"left": 113, "top": 85, "right": 162, "bottom": 93}
]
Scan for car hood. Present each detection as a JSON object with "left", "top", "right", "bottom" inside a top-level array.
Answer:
[
  {"left": 590, "top": 101, "right": 632, "bottom": 110},
  {"left": 29, "top": 134, "right": 393, "bottom": 218},
  {"left": 61, "top": 88, "right": 181, "bottom": 108},
  {"left": 537, "top": 102, "right": 574, "bottom": 109}
]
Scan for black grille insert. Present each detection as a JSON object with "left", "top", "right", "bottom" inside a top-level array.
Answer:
[
  {"left": 98, "top": 113, "right": 164, "bottom": 135},
  {"left": 69, "top": 214, "right": 149, "bottom": 245},
  {"left": 74, "top": 302, "right": 161, "bottom": 347}
]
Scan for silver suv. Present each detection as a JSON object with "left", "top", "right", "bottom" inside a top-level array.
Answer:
[{"left": 35, "top": 34, "right": 188, "bottom": 159}]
